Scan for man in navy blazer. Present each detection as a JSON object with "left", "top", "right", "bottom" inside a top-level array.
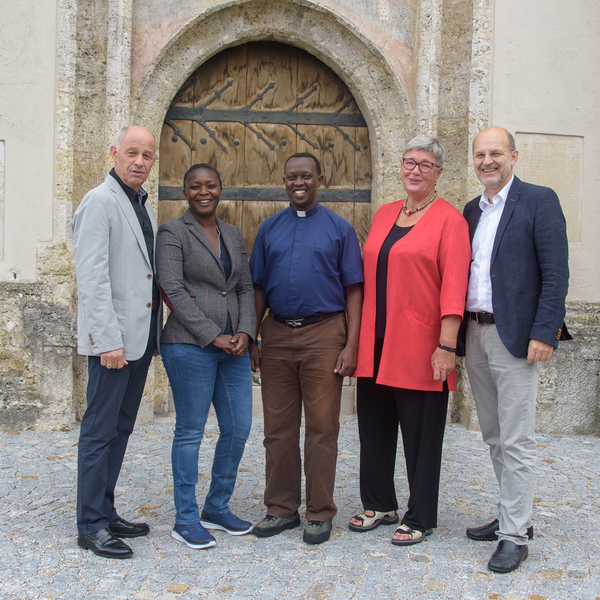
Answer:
[
  {"left": 72, "top": 126, "right": 162, "bottom": 559},
  {"left": 458, "top": 127, "right": 569, "bottom": 573}
]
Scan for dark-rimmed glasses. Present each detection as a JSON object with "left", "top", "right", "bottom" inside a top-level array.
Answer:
[{"left": 402, "top": 158, "right": 439, "bottom": 173}]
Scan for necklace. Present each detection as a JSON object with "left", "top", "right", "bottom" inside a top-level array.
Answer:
[{"left": 402, "top": 190, "right": 437, "bottom": 216}]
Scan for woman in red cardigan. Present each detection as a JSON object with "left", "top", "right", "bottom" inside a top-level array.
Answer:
[{"left": 349, "top": 136, "right": 471, "bottom": 545}]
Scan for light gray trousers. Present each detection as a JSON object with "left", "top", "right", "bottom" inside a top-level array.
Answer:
[{"left": 466, "top": 323, "right": 540, "bottom": 545}]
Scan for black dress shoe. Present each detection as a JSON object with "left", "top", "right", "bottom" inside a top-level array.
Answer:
[
  {"left": 488, "top": 540, "right": 528, "bottom": 573},
  {"left": 78, "top": 528, "right": 133, "bottom": 559},
  {"left": 466, "top": 518, "right": 534, "bottom": 541},
  {"left": 109, "top": 516, "right": 150, "bottom": 538}
]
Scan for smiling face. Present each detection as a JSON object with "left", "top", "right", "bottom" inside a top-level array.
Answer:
[
  {"left": 473, "top": 127, "right": 518, "bottom": 196},
  {"left": 400, "top": 149, "right": 443, "bottom": 203},
  {"left": 110, "top": 126, "right": 156, "bottom": 191},
  {"left": 184, "top": 167, "right": 222, "bottom": 223},
  {"left": 283, "top": 156, "right": 323, "bottom": 211}
]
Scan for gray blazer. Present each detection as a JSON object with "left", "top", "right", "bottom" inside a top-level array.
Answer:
[
  {"left": 71, "top": 175, "right": 162, "bottom": 360},
  {"left": 156, "top": 211, "right": 255, "bottom": 348}
]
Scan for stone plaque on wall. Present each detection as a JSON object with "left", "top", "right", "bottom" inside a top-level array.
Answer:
[{"left": 514, "top": 133, "right": 583, "bottom": 242}]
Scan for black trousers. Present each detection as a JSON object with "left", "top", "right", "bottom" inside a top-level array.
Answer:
[
  {"left": 356, "top": 339, "right": 448, "bottom": 532},
  {"left": 77, "top": 309, "right": 157, "bottom": 535}
]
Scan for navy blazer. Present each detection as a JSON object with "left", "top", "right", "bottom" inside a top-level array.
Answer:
[{"left": 457, "top": 176, "right": 569, "bottom": 359}]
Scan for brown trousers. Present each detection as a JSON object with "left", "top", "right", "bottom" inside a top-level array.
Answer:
[{"left": 260, "top": 312, "right": 347, "bottom": 522}]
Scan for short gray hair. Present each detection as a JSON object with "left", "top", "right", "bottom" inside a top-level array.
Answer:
[
  {"left": 505, "top": 130, "right": 516, "bottom": 152},
  {"left": 402, "top": 135, "right": 445, "bottom": 167},
  {"left": 114, "top": 126, "right": 157, "bottom": 155},
  {"left": 115, "top": 127, "right": 130, "bottom": 150}
]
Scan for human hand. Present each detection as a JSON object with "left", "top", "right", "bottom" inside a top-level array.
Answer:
[
  {"left": 101, "top": 348, "right": 128, "bottom": 370},
  {"left": 527, "top": 339, "right": 554, "bottom": 364},
  {"left": 230, "top": 332, "right": 250, "bottom": 358},
  {"left": 431, "top": 347, "right": 455, "bottom": 381},
  {"left": 334, "top": 344, "right": 357, "bottom": 377},
  {"left": 212, "top": 334, "right": 236, "bottom": 354},
  {"left": 249, "top": 344, "right": 261, "bottom": 372}
]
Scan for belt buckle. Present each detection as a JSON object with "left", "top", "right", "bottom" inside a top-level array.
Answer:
[
  {"left": 475, "top": 312, "right": 490, "bottom": 325},
  {"left": 286, "top": 318, "right": 304, "bottom": 328}
]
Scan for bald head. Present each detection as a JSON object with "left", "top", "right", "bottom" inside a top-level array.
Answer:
[
  {"left": 473, "top": 127, "right": 516, "bottom": 153},
  {"left": 115, "top": 126, "right": 157, "bottom": 154},
  {"left": 110, "top": 126, "right": 157, "bottom": 191}
]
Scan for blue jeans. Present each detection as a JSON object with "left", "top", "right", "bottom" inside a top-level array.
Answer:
[{"left": 161, "top": 343, "right": 252, "bottom": 524}]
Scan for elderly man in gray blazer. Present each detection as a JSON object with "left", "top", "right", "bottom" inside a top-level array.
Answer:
[{"left": 71, "top": 125, "right": 162, "bottom": 559}]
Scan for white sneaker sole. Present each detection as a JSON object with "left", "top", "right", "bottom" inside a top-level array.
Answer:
[
  {"left": 200, "top": 519, "right": 253, "bottom": 536},
  {"left": 171, "top": 529, "right": 216, "bottom": 549}
]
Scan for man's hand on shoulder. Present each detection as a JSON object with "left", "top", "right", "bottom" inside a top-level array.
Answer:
[
  {"left": 101, "top": 348, "right": 128, "bottom": 369},
  {"left": 527, "top": 339, "right": 554, "bottom": 364}
]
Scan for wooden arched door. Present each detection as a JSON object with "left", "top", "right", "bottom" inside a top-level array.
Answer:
[{"left": 158, "top": 42, "right": 372, "bottom": 253}]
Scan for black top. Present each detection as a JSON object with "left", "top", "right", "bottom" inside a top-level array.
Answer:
[
  {"left": 218, "top": 233, "right": 233, "bottom": 336},
  {"left": 110, "top": 169, "right": 159, "bottom": 300},
  {"left": 375, "top": 224, "right": 413, "bottom": 338}
]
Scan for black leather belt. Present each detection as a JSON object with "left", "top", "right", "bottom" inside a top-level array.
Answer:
[
  {"left": 271, "top": 310, "right": 344, "bottom": 328},
  {"left": 469, "top": 311, "right": 495, "bottom": 325}
]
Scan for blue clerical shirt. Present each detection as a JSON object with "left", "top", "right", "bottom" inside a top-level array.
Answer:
[{"left": 249, "top": 203, "right": 364, "bottom": 317}]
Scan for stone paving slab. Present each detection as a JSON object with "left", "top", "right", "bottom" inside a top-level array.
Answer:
[{"left": 1, "top": 415, "right": 599, "bottom": 600}]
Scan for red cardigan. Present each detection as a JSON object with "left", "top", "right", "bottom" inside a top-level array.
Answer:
[{"left": 353, "top": 199, "right": 471, "bottom": 391}]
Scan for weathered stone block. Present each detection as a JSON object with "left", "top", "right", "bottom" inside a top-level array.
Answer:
[
  {"left": 0, "top": 282, "right": 75, "bottom": 431},
  {"left": 453, "top": 303, "right": 600, "bottom": 435}
]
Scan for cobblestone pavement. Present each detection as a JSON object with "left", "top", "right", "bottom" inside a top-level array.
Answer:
[{"left": 1, "top": 415, "right": 599, "bottom": 600}]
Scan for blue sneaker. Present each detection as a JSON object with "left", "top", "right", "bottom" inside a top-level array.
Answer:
[
  {"left": 200, "top": 509, "right": 253, "bottom": 536},
  {"left": 172, "top": 523, "right": 216, "bottom": 549}
]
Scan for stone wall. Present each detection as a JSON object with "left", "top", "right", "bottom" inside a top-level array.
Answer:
[
  {"left": 0, "top": 0, "right": 598, "bottom": 434},
  {"left": 454, "top": 303, "right": 600, "bottom": 436}
]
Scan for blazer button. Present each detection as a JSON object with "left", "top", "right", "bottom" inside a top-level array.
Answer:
[
  {"left": 221, "top": 291, "right": 227, "bottom": 297},
  {"left": 147, "top": 274, "right": 152, "bottom": 279},
  {"left": 147, "top": 302, "right": 152, "bottom": 308}
]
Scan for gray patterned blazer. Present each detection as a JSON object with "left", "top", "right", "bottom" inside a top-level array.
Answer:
[{"left": 156, "top": 210, "right": 255, "bottom": 348}]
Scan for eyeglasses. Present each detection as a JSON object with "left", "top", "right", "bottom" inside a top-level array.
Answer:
[{"left": 402, "top": 158, "right": 439, "bottom": 173}]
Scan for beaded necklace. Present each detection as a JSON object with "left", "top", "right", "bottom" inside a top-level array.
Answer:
[{"left": 402, "top": 190, "right": 437, "bottom": 216}]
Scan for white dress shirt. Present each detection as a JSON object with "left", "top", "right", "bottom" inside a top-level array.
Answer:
[{"left": 466, "top": 176, "right": 514, "bottom": 313}]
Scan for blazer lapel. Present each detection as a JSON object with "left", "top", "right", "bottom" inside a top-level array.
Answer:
[
  {"left": 491, "top": 176, "right": 521, "bottom": 265},
  {"left": 183, "top": 210, "right": 224, "bottom": 270},
  {"left": 107, "top": 176, "right": 152, "bottom": 267},
  {"left": 467, "top": 200, "right": 482, "bottom": 244}
]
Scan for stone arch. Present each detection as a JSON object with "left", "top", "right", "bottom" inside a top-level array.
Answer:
[{"left": 133, "top": 0, "right": 412, "bottom": 209}]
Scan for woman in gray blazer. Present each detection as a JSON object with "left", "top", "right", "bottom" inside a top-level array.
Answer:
[{"left": 156, "top": 164, "right": 256, "bottom": 550}]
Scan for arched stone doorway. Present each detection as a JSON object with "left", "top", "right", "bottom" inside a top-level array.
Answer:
[
  {"left": 132, "top": 0, "right": 411, "bottom": 216},
  {"left": 157, "top": 42, "right": 372, "bottom": 252},
  {"left": 131, "top": 0, "right": 412, "bottom": 417}
]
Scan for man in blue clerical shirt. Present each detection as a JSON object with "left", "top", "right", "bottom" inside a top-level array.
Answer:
[{"left": 249, "top": 153, "right": 364, "bottom": 544}]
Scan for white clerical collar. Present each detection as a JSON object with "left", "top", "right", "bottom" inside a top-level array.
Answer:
[{"left": 290, "top": 203, "right": 320, "bottom": 218}]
